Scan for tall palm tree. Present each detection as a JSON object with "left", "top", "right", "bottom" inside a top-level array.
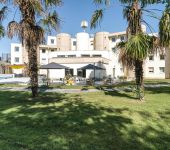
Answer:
[
  {"left": 159, "top": 2, "right": 170, "bottom": 47},
  {"left": 159, "top": 2, "right": 170, "bottom": 79},
  {"left": 0, "top": 6, "right": 7, "bottom": 38},
  {"left": 91, "top": 0, "right": 160, "bottom": 100},
  {"left": 0, "top": 0, "right": 62, "bottom": 97}
]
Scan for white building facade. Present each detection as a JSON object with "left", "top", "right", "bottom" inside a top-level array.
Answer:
[{"left": 10, "top": 27, "right": 167, "bottom": 80}]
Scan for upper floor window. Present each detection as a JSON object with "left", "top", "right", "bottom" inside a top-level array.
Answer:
[
  {"left": 51, "top": 39, "right": 55, "bottom": 44},
  {"left": 92, "top": 55, "right": 102, "bottom": 57},
  {"left": 149, "top": 55, "right": 154, "bottom": 61},
  {"left": 42, "top": 49, "right": 46, "bottom": 53},
  {"left": 149, "top": 67, "right": 154, "bottom": 73},
  {"left": 112, "top": 37, "right": 116, "bottom": 42},
  {"left": 81, "top": 55, "right": 90, "bottom": 58},
  {"left": 15, "top": 46, "right": 19, "bottom": 52},
  {"left": 68, "top": 55, "right": 76, "bottom": 58},
  {"left": 57, "top": 55, "right": 65, "bottom": 58},
  {"left": 42, "top": 58, "right": 46, "bottom": 61},
  {"left": 73, "top": 41, "right": 77, "bottom": 46},
  {"left": 120, "top": 68, "right": 124, "bottom": 72},
  {"left": 15, "top": 57, "right": 19, "bottom": 63},
  {"left": 160, "top": 54, "right": 165, "bottom": 60},
  {"left": 120, "top": 36, "right": 125, "bottom": 41},
  {"left": 51, "top": 50, "right": 54, "bottom": 52},
  {"left": 159, "top": 67, "right": 165, "bottom": 73}
]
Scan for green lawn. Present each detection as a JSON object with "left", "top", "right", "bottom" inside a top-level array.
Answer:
[{"left": 0, "top": 87, "right": 170, "bottom": 150}]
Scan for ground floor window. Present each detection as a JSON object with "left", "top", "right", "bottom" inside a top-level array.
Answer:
[{"left": 148, "top": 67, "right": 154, "bottom": 73}]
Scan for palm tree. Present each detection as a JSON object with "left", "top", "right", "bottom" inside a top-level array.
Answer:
[
  {"left": 159, "top": 2, "right": 170, "bottom": 79},
  {"left": 0, "top": 0, "right": 62, "bottom": 97},
  {"left": 0, "top": 6, "right": 7, "bottom": 38},
  {"left": 91, "top": 0, "right": 160, "bottom": 100},
  {"left": 159, "top": 2, "right": 170, "bottom": 47},
  {"left": 118, "top": 34, "right": 157, "bottom": 99}
]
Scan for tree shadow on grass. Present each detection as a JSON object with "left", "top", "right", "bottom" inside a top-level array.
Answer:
[
  {"left": 145, "top": 86, "right": 170, "bottom": 95},
  {"left": 0, "top": 91, "right": 169, "bottom": 150},
  {"left": 104, "top": 90, "right": 137, "bottom": 100}
]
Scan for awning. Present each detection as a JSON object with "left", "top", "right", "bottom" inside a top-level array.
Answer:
[
  {"left": 40, "top": 62, "right": 69, "bottom": 69},
  {"left": 78, "top": 64, "right": 105, "bottom": 70},
  {"left": 9, "top": 64, "right": 25, "bottom": 69}
]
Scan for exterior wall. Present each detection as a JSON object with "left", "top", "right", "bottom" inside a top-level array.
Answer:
[
  {"left": 10, "top": 29, "right": 166, "bottom": 79},
  {"left": 94, "top": 32, "right": 109, "bottom": 50},
  {"left": 11, "top": 43, "right": 23, "bottom": 74},
  {"left": 47, "top": 36, "right": 57, "bottom": 46},
  {"left": 165, "top": 47, "right": 170, "bottom": 78},
  {"left": 11, "top": 43, "right": 23, "bottom": 65},
  {"left": 71, "top": 38, "right": 76, "bottom": 50},
  {"left": 49, "top": 69, "right": 65, "bottom": 79},
  {"left": 57, "top": 33, "right": 71, "bottom": 51},
  {"left": 144, "top": 53, "right": 165, "bottom": 79},
  {"left": 76, "top": 32, "right": 90, "bottom": 50}
]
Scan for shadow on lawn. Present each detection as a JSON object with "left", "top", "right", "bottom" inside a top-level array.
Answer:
[
  {"left": 0, "top": 91, "right": 169, "bottom": 150},
  {"left": 145, "top": 86, "right": 170, "bottom": 95}
]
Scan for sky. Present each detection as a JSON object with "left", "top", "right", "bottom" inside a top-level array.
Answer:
[{"left": 0, "top": 0, "right": 165, "bottom": 55}]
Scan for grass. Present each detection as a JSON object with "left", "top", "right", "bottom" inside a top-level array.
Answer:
[{"left": 0, "top": 86, "right": 170, "bottom": 150}]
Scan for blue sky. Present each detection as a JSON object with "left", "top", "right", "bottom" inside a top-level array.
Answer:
[{"left": 0, "top": 0, "right": 165, "bottom": 54}]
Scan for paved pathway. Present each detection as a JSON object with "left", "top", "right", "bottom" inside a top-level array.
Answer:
[
  {"left": 0, "top": 84, "right": 170, "bottom": 93},
  {"left": 0, "top": 87, "right": 100, "bottom": 93}
]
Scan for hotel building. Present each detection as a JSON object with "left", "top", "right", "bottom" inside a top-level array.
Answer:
[{"left": 10, "top": 24, "right": 169, "bottom": 80}]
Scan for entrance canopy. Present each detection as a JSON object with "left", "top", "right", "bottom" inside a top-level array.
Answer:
[
  {"left": 40, "top": 62, "right": 69, "bottom": 69},
  {"left": 78, "top": 64, "right": 105, "bottom": 70}
]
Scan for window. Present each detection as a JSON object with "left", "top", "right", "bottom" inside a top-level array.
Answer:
[
  {"left": 57, "top": 55, "right": 65, "bottom": 58},
  {"left": 149, "top": 55, "right": 154, "bottom": 61},
  {"left": 92, "top": 55, "right": 102, "bottom": 57},
  {"left": 112, "top": 47, "right": 117, "bottom": 53},
  {"left": 51, "top": 50, "right": 54, "bottom": 52},
  {"left": 68, "top": 55, "right": 76, "bottom": 58},
  {"left": 120, "top": 68, "right": 124, "bottom": 72},
  {"left": 112, "top": 37, "right": 116, "bottom": 42},
  {"left": 73, "top": 41, "right": 77, "bottom": 46},
  {"left": 159, "top": 67, "right": 165, "bottom": 73},
  {"left": 42, "top": 49, "right": 46, "bottom": 53},
  {"left": 160, "top": 54, "right": 165, "bottom": 60},
  {"left": 42, "top": 58, "right": 46, "bottom": 61},
  {"left": 15, "top": 57, "right": 19, "bottom": 63},
  {"left": 149, "top": 67, "right": 154, "bottom": 73},
  {"left": 120, "top": 36, "right": 125, "bottom": 41},
  {"left": 15, "top": 47, "right": 19, "bottom": 52},
  {"left": 81, "top": 55, "right": 90, "bottom": 58},
  {"left": 51, "top": 39, "right": 55, "bottom": 44}
]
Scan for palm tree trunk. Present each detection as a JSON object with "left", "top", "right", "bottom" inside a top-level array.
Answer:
[
  {"left": 135, "top": 59, "right": 144, "bottom": 100},
  {"left": 28, "top": 46, "right": 38, "bottom": 97}
]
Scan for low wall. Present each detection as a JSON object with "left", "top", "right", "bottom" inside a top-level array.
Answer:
[{"left": 0, "top": 74, "right": 15, "bottom": 79}]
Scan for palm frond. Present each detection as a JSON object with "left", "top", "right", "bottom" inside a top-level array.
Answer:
[
  {"left": 7, "top": 21, "right": 20, "bottom": 39},
  {"left": 123, "top": 4, "right": 142, "bottom": 35},
  {"left": 119, "top": 0, "right": 161, "bottom": 7},
  {"left": 0, "top": 6, "right": 7, "bottom": 22},
  {"left": 117, "top": 41, "right": 135, "bottom": 69},
  {"left": 126, "top": 33, "right": 150, "bottom": 60},
  {"left": 0, "top": 25, "right": 5, "bottom": 38},
  {"left": 39, "top": 10, "right": 60, "bottom": 32},
  {"left": 159, "top": 4, "right": 170, "bottom": 47},
  {"left": 93, "top": 0, "right": 110, "bottom": 6},
  {"left": 42, "top": 0, "right": 63, "bottom": 7},
  {"left": 90, "top": 9, "right": 104, "bottom": 29}
]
